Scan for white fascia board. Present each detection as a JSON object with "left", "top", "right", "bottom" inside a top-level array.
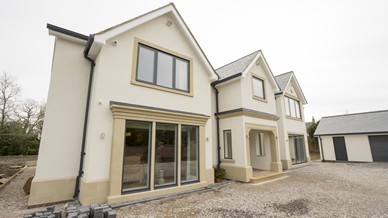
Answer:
[
  {"left": 241, "top": 52, "right": 280, "bottom": 92},
  {"left": 48, "top": 30, "right": 87, "bottom": 45},
  {"left": 87, "top": 5, "right": 174, "bottom": 59},
  {"left": 94, "top": 6, "right": 173, "bottom": 44},
  {"left": 289, "top": 75, "right": 308, "bottom": 104},
  {"left": 90, "top": 5, "right": 217, "bottom": 81},
  {"left": 170, "top": 10, "right": 218, "bottom": 81}
]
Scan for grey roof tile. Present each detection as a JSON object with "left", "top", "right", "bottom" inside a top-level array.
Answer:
[
  {"left": 274, "top": 72, "right": 293, "bottom": 92},
  {"left": 216, "top": 51, "right": 259, "bottom": 79},
  {"left": 314, "top": 110, "right": 388, "bottom": 136}
]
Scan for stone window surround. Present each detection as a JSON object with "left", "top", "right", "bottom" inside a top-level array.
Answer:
[{"left": 107, "top": 102, "right": 209, "bottom": 204}]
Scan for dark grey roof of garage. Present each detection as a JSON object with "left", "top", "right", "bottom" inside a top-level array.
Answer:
[
  {"left": 216, "top": 50, "right": 259, "bottom": 79},
  {"left": 314, "top": 110, "right": 388, "bottom": 136}
]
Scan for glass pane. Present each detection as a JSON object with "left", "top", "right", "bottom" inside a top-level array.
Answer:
[
  {"left": 285, "top": 98, "right": 291, "bottom": 116},
  {"left": 137, "top": 46, "right": 155, "bottom": 83},
  {"left": 156, "top": 52, "right": 173, "bottom": 88},
  {"left": 255, "top": 133, "right": 261, "bottom": 156},
  {"left": 295, "top": 101, "right": 301, "bottom": 118},
  {"left": 175, "top": 59, "right": 189, "bottom": 91},
  {"left": 122, "top": 121, "right": 151, "bottom": 192},
  {"left": 290, "top": 99, "right": 296, "bottom": 117},
  {"left": 181, "top": 125, "right": 199, "bottom": 183},
  {"left": 253, "top": 78, "right": 264, "bottom": 99},
  {"left": 155, "top": 123, "right": 177, "bottom": 187},
  {"left": 224, "top": 131, "right": 232, "bottom": 159}
]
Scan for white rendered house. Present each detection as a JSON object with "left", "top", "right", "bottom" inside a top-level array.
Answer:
[
  {"left": 30, "top": 3, "right": 310, "bottom": 206},
  {"left": 30, "top": 3, "right": 218, "bottom": 206}
]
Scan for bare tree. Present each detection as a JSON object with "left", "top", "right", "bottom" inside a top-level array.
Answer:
[
  {"left": 18, "top": 99, "right": 45, "bottom": 134},
  {"left": 0, "top": 72, "right": 21, "bottom": 128}
]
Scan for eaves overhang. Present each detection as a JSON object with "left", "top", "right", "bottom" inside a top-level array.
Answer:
[{"left": 47, "top": 23, "right": 88, "bottom": 44}]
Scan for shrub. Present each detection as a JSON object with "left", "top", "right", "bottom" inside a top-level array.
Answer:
[{"left": 214, "top": 167, "right": 226, "bottom": 179}]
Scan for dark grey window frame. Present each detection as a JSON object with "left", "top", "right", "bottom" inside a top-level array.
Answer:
[
  {"left": 154, "top": 122, "right": 179, "bottom": 189},
  {"left": 223, "top": 130, "right": 233, "bottom": 159},
  {"left": 181, "top": 125, "right": 200, "bottom": 185},
  {"left": 121, "top": 120, "right": 152, "bottom": 194},
  {"left": 285, "top": 96, "right": 302, "bottom": 119},
  {"left": 136, "top": 43, "right": 190, "bottom": 93},
  {"left": 253, "top": 76, "right": 265, "bottom": 100}
]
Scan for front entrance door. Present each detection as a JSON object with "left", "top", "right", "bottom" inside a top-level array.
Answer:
[{"left": 333, "top": 136, "right": 348, "bottom": 161}]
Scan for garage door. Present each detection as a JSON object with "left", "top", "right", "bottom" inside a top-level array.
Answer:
[{"left": 369, "top": 135, "right": 388, "bottom": 162}]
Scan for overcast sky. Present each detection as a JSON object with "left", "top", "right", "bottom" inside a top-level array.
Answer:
[{"left": 1, "top": 0, "right": 388, "bottom": 121}]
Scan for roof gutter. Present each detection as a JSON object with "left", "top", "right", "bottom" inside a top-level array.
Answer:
[
  {"left": 47, "top": 23, "right": 89, "bottom": 41},
  {"left": 74, "top": 34, "right": 95, "bottom": 198},
  {"left": 211, "top": 72, "right": 242, "bottom": 86}
]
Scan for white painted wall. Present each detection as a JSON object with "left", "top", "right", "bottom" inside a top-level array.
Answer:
[
  {"left": 35, "top": 38, "right": 90, "bottom": 180},
  {"left": 217, "top": 79, "right": 242, "bottom": 112},
  {"left": 345, "top": 135, "right": 373, "bottom": 162},
  {"left": 320, "top": 135, "right": 373, "bottom": 162},
  {"left": 219, "top": 116, "right": 246, "bottom": 167},
  {"left": 82, "top": 14, "right": 214, "bottom": 180},
  {"left": 320, "top": 136, "right": 336, "bottom": 161},
  {"left": 241, "top": 66, "right": 277, "bottom": 115}
]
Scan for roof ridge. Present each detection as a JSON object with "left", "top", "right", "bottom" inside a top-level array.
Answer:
[
  {"left": 94, "top": 3, "right": 173, "bottom": 35},
  {"left": 275, "top": 71, "right": 293, "bottom": 78},
  {"left": 216, "top": 50, "right": 260, "bottom": 71},
  {"left": 321, "top": 110, "right": 388, "bottom": 119}
]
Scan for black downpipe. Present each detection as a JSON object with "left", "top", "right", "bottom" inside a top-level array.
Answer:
[
  {"left": 74, "top": 35, "right": 95, "bottom": 198},
  {"left": 212, "top": 84, "right": 221, "bottom": 168},
  {"left": 319, "top": 136, "right": 325, "bottom": 162}
]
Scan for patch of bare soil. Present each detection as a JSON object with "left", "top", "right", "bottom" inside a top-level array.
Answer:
[
  {"left": 273, "top": 198, "right": 310, "bottom": 216},
  {"left": 0, "top": 155, "right": 37, "bottom": 178}
]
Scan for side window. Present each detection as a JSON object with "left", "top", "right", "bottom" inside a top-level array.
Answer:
[
  {"left": 136, "top": 44, "right": 190, "bottom": 92},
  {"left": 253, "top": 77, "right": 265, "bottom": 100},
  {"left": 223, "top": 130, "right": 233, "bottom": 159},
  {"left": 285, "top": 96, "right": 301, "bottom": 119},
  {"left": 255, "top": 133, "right": 265, "bottom": 156}
]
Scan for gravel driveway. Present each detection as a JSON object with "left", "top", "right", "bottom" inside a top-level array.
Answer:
[
  {"left": 117, "top": 162, "right": 388, "bottom": 217},
  {"left": 1, "top": 161, "right": 387, "bottom": 217}
]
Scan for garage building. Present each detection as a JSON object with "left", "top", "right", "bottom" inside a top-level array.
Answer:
[{"left": 314, "top": 110, "right": 388, "bottom": 162}]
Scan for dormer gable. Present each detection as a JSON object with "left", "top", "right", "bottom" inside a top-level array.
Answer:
[
  {"left": 214, "top": 50, "right": 280, "bottom": 93},
  {"left": 275, "top": 71, "right": 307, "bottom": 105},
  {"left": 86, "top": 3, "right": 218, "bottom": 82}
]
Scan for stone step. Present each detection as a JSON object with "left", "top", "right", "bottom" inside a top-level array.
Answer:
[{"left": 249, "top": 172, "right": 284, "bottom": 183}]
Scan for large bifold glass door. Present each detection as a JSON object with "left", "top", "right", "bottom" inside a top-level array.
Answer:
[
  {"left": 122, "top": 120, "right": 199, "bottom": 193},
  {"left": 289, "top": 135, "right": 307, "bottom": 165},
  {"left": 122, "top": 121, "right": 152, "bottom": 192},
  {"left": 155, "top": 123, "right": 177, "bottom": 188}
]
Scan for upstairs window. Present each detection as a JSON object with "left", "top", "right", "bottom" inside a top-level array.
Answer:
[
  {"left": 136, "top": 44, "right": 190, "bottom": 92},
  {"left": 285, "top": 96, "right": 301, "bottom": 119},
  {"left": 253, "top": 77, "right": 265, "bottom": 100}
]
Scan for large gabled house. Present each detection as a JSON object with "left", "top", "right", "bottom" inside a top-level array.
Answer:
[
  {"left": 30, "top": 3, "right": 218, "bottom": 206},
  {"left": 30, "top": 3, "right": 310, "bottom": 206}
]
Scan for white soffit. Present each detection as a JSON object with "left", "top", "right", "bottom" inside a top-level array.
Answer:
[{"left": 242, "top": 51, "right": 280, "bottom": 92}]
